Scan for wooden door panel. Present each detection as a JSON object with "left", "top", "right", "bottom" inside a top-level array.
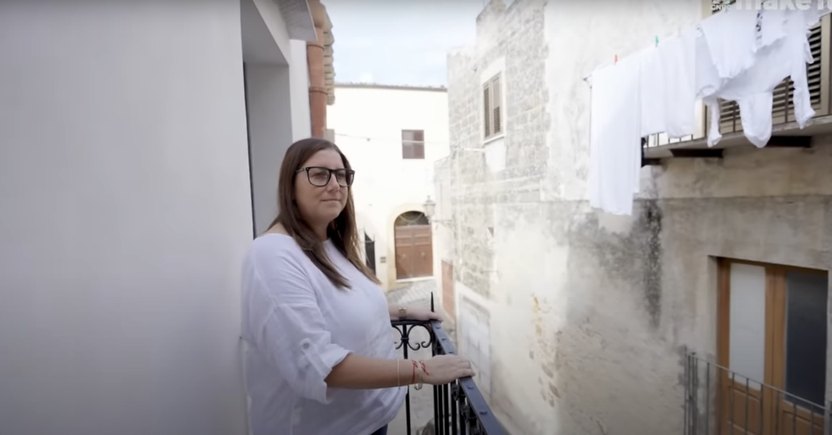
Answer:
[
  {"left": 777, "top": 402, "right": 824, "bottom": 435},
  {"left": 723, "top": 379, "right": 764, "bottom": 435},
  {"left": 717, "top": 260, "right": 828, "bottom": 435},
  {"left": 394, "top": 224, "right": 433, "bottom": 279}
]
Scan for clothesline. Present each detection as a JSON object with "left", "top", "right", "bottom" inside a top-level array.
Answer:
[
  {"left": 333, "top": 132, "right": 450, "bottom": 146},
  {"left": 582, "top": 27, "right": 708, "bottom": 86}
]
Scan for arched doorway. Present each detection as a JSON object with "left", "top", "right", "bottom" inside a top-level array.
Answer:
[{"left": 394, "top": 211, "right": 433, "bottom": 279}]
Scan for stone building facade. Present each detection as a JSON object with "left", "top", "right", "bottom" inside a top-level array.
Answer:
[{"left": 436, "top": 1, "right": 832, "bottom": 434}]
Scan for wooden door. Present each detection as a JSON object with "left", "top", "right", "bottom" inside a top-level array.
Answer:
[
  {"left": 717, "top": 260, "right": 828, "bottom": 435},
  {"left": 394, "top": 224, "right": 433, "bottom": 279}
]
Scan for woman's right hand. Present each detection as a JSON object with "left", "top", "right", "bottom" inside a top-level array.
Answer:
[{"left": 419, "top": 355, "right": 475, "bottom": 385}]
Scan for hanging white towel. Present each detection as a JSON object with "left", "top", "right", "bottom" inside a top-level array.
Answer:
[
  {"left": 705, "top": 9, "right": 816, "bottom": 148},
  {"left": 640, "top": 46, "right": 665, "bottom": 136},
  {"left": 660, "top": 30, "right": 697, "bottom": 138},
  {"left": 588, "top": 53, "right": 642, "bottom": 216}
]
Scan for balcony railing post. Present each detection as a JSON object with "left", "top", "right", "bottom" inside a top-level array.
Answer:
[
  {"left": 685, "top": 350, "right": 691, "bottom": 435},
  {"left": 392, "top": 317, "right": 507, "bottom": 435},
  {"left": 826, "top": 400, "right": 831, "bottom": 435},
  {"left": 693, "top": 353, "right": 699, "bottom": 435}
]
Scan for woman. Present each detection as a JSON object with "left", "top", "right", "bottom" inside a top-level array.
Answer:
[{"left": 240, "top": 138, "right": 475, "bottom": 435}]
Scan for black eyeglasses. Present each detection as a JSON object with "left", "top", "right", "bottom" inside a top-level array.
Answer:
[{"left": 296, "top": 166, "right": 355, "bottom": 187}]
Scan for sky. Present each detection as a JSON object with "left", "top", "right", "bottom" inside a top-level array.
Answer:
[{"left": 324, "top": 0, "right": 485, "bottom": 87}]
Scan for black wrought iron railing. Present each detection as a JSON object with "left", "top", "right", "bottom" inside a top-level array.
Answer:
[{"left": 391, "top": 297, "right": 507, "bottom": 435}]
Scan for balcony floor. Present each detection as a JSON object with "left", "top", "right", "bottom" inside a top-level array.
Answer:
[{"left": 644, "top": 114, "right": 832, "bottom": 159}]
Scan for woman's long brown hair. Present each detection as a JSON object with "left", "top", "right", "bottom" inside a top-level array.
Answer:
[{"left": 267, "top": 138, "right": 379, "bottom": 288}]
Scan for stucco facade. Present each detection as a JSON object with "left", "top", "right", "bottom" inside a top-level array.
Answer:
[
  {"left": 328, "top": 84, "right": 450, "bottom": 289},
  {"left": 0, "top": 1, "right": 319, "bottom": 433}
]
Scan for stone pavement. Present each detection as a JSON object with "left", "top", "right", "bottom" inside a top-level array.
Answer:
[{"left": 386, "top": 278, "right": 439, "bottom": 308}]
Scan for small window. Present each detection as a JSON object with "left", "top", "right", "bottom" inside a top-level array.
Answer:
[
  {"left": 483, "top": 74, "right": 503, "bottom": 139},
  {"left": 402, "top": 130, "right": 425, "bottom": 159}
]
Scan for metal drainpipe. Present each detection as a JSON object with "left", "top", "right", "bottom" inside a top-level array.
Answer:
[{"left": 306, "top": 0, "right": 329, "bottom": 138}]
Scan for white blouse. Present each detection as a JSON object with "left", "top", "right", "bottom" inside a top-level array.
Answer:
[{"left": 240, "top": 234, "right": 405, "bottom": 435}]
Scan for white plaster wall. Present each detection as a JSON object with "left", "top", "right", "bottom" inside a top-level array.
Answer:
[
  {"left": 327, "top": 86, "right": 450, "bottom": 289},
  {"left": 243, "top": 0, "right": 310, "bottom": 235},
  {"left": 252, "top": 0, "right": 292, "bottom": 59},
  {"left": 289, "top": 39, "right": 312, "bottom": 141},
  {"left": 246, "top": 64, "right": 293, "bottom": 235},
  {"left": 0, "top": 1, "right": 251, "bottom": 434}
]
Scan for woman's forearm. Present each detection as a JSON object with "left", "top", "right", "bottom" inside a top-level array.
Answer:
[
  {"left": 325, "top": 354, "right": 411, "bottom": 389},
  {"left": 388, "top": 302, "right": 405, "bottom": 320}
]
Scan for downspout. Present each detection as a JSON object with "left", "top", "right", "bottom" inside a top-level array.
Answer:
[{"left": 306, "top": 0, "right": 333, "bottom": 138}]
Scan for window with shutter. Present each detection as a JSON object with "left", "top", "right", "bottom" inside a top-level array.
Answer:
[
  {"left": 483, "top": 74, "right": 503, "bottom": 139},
  {"left": 483, "top": 87, "right": 491, "bottom": 137},
  {"left": 401, "top": 129, "right": 425, "bottom": 160}
]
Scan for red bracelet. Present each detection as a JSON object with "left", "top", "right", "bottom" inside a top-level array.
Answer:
[{"left": 419, "top": 360, "right": 430, "bottom": 376}]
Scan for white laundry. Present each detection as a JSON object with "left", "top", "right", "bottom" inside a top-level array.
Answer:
[
  {"left": 588, "top": 53, "right": 642, "bottom": 216},
  {"left": 700, "top": 5, "right": 759, "bottom": 79},
  {"left": 640, "top": 46, "right": 665, "bottom": 136},
  {"left": 696, "top": 29, "right": 725, "bottom": 145},
  {"left": 695, "top": 29, "right": 723, "bottom": 99},
  {"left": 758, "top": 8, "right": 786, "bottom": 50},
  {"left": 705, "top": 9, "right": 816, "bottom": 148},
  {"left": 704, "top": 97, "right": 723, "bottom": 146},
  {"left": 659, "top": 30, "right": 697, "bottom": 137},
  {"left": 800, "top": 0, "right": 829, "bottom": 28}
]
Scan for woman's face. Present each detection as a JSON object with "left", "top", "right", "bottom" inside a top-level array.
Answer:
[{"left": 294, "top": 149, "right": 350, "bottom": 228}]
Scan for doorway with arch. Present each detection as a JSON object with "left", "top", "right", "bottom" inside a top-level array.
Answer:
[{"left": 393, "top": 211, "right": 433, "bottom": 279}]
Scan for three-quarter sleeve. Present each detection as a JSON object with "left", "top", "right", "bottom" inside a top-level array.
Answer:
[{"left": 245, "top": 250, "right": 350, "bottom": 404}]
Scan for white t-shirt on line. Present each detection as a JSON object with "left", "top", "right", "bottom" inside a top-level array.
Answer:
[{"left": 240, "top": 233, "right": 405, "bottom": 435}]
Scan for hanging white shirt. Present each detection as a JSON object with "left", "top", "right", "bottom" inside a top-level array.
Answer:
[
  {"left": 699, "top": 5, "right": 759, "bottom": 79},
  {"left": 240, "top": 234, "right": 405, "bottom": 435},
  {"left": 705, "top": 9, "right": 816, "bottom": 147},
  {"left": 588, "top": 52, "right": 642, "bottom": 216},
  {"left": 759, "top": 8, "right": 787, "bottom": 50}
]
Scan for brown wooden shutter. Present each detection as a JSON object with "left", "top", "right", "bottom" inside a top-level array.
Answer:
[{"left": 483, "top": 86, "right": 491, "bottom": 137}]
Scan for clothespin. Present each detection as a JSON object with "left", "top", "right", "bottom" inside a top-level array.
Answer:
[
  {"left": 655, "top": 35, "right": 659, "bottom": 47},
  {"left": 614, "top": 54, "right": 618, "bottom": 64}
]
